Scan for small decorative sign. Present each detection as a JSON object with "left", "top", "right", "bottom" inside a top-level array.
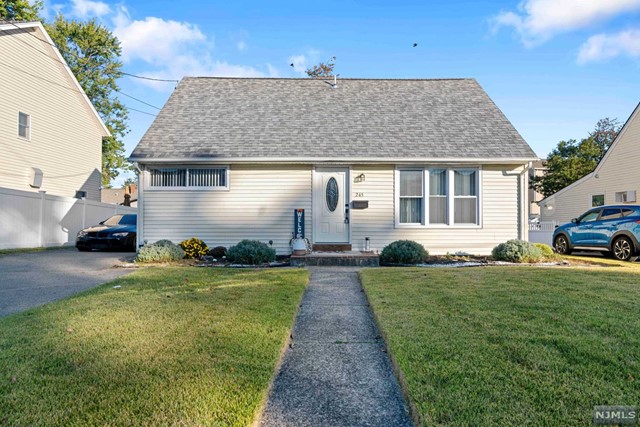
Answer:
[
  {"left": 294, "top": 209, "right": 305, "bottom": 239},
  {"left": 593, "top": 406, "right": 637, "bottom": 425}
]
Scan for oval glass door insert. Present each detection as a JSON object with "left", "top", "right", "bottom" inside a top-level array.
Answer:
[{"left": 326, "top": 177, "right": 339, "bottom": 212}]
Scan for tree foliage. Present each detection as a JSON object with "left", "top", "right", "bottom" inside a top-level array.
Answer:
[
  {"left": 531, "top": 118, "right": 622, "bottom": 198},
  {"left": 0, "top": 0, "right": 42, "bottom": 21},
  {"left": 305, "top": 56, "right": 336, "bottom": 78},
  {"left": 46, "top": 16, "right": 129, "bottom": 187}
]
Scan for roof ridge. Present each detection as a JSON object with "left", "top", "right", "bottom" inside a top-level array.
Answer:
[{"left": 183, "top": 76, "right": 476, "bottom": 82}]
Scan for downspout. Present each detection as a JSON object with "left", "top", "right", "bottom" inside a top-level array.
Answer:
[
  {"left": 133, "top": 162, "right": 144, "bottom": 248},
  {"left": 502, "top": 163, "right": 531, "bottom": 241}
]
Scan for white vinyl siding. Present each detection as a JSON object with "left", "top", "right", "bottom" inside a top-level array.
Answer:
[
  {"left": 0, "top": 26, "right": 104, "bottom": 200},
  {"left": 539, "top": 106, "right": 640, "bottom": 224},
  {"left": 142, "top": 165, "right": 312, "bottom": 255}
]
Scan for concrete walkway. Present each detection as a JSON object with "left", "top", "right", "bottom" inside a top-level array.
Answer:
[{"left": 260, "top": 267, "right": 412, "bottom": 427}]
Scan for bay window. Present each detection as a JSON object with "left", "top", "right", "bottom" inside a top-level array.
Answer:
[{"left": 397, "top": 167, "right": 480, "bottom": 226}]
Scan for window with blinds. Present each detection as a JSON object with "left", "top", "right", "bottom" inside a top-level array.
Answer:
[
  {"left": 149, "top": 167, "right": 228, "bottom": 189},
  {"left": 396, "top": 167, "right": 480, "bottom": 226}
]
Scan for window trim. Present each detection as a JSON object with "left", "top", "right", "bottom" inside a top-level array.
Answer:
[
  {"left": 17, "top": 111, "right": 31, "bottom": 140},
  {"left": 146, "top": 166, "right": 230, "bottom": 191},
  {"left": 395, "top": 166, "right": 482, "bottom": 229},
  {"left": 590, "top": 193, "right": 605, "bottom": 208}
]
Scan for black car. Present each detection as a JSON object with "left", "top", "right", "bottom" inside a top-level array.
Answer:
[{"left": 76, "top": 214, "right": 137, "bottom": 252}]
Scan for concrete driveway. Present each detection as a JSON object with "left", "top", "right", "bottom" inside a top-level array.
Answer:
[{"left": 0, "top": 248, "right": 134, "bottom": 317}]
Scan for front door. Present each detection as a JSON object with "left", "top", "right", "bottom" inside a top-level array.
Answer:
[{"left": 314, "top": 168, "right": 349, "bottom": 243}]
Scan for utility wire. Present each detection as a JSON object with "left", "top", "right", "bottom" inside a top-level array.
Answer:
[
  {"left": 2, "top": 22, "right": 180, "bottom": 83},
  {"left": 1, "top": 24, "right": 162, "bottom": 113},
  {"left": 0, "top": 60, "right": 157, "bottom": 117}
]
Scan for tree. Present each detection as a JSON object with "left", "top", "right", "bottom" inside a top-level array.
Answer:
[
  {"left": 305, "top": 56, "right": 336, "bottom": 78},
  {"left": 531, "top": 118, "right": 622, "bottom": 198},
  {"left": 46, "top": 16, "right": 129, "bottom": 187},
  {"left": 0, "top": 0, "right": 42, "bottom": 21}
]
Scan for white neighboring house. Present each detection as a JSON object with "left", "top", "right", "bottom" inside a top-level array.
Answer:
[
  {"left": 130, "top": 77, "right": 538, "bottom": 255},
  {"left": 0, "top": 21, "right": 109, "bottom": 200},
  {"left": 539, "top": 102, "right": 640, "bottom": 224}
]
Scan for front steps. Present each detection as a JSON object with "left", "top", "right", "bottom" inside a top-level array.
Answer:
[{"left": 290, "top": 251, "right": 379, "bottom": 267}]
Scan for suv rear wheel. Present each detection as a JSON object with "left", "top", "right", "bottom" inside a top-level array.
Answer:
[
  {"left": 554, "top": 235, "right": 571, "bottom": 255},
  {"left": 612, "top": 236, "right": 637, "bottom": 262}
]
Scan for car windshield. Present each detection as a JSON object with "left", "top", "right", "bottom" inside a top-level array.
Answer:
[
  {"left": 102, "top": 214, "right": 136, "bottom": 226},
  {"left": 579, "top": 210, "right": 600, "bottom": 223}
]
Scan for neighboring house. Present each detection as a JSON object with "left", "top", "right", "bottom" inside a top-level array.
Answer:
[
  {"left": 528, "top": 159, "right": 547, "bottom": 219},
  {"left": 539, "top": 102, "right": 640, "bottom": 224},
  {"left": 0, "top": 21, "right": 109, "bottom": 201},
  {"left": 130, "top": 77, "right": 538, "bottom": 255},
  {"left": 101, "top": 184, "right": 138, "bottom": 207}
]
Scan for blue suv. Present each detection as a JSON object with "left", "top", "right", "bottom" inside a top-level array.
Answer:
[{"left": 553, "top": 205, "right": 640, "bottom": 261}]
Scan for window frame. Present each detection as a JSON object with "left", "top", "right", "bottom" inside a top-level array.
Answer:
[
  {"left": 146, "top": 166, "right": 230, "bottom": 191},
  {"left": 17, "top": 111, "right": 31, "bottom": 140},
  {"left": 395, "top": 166, "right": 482, "bottom": 229},
  {"left": 590, "top": 194, "right": 605, "bottom": 207}
]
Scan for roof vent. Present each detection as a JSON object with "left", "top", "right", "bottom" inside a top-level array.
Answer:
[{"left": 331, "top": 74, "right": 339, "bottom": 89}]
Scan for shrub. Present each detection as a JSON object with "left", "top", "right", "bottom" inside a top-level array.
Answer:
[
  {"left": 534, "top": 243, "right": 556, "bottom": 259},
  {"left": 380, "top": 240, "right": 429, "bottom": 265},
  {"left": 226, "top": 240, "right": 276, "bottom": 265},
  {"left": 208, "top": 246, "right": 227, "bottom": 258},
  {"left": 154, "top": 239, "right": 176, "bottom": 247},
  {"left": 136, "top": 240, "right": 185, "bottom": 263},
  {"left": 492, "top": 239, "right": 542, "bottom": 263},
  {"left": 180, "top": 237, "right": 209, "bottom": 259}
]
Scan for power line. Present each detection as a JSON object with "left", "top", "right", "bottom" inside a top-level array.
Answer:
[
  {"left": 0, "top": 23, "right": 165, "bottom": 113},
  {"left": 128, "top": 107, "right": 158, "bottom": 117},
  {"left": 116, "top": 90, "right": 161, "bottom": 110},
  {"left": 2, "top": 22, "right": 180, "bottom": 83},
  {"left": 0, "top": 60, "right": 157, "bottom": 117},
  {"left": 120, "top": 72, "right": 179, "bottom": 84}
]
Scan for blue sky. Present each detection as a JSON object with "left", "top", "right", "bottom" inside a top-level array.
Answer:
[{"left": 44, "top": 0, "right": 640, "bottom": 186}]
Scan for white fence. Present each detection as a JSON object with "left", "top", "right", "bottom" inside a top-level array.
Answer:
[
  {"left": 528, "top": 221, "right": 557, "bottom": 246},
  {"left": 0, "top": 187, "right": 137, "bottom": 249}
]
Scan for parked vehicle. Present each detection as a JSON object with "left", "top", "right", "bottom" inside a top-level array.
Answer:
[
  {"left": 76, "top": 214, "right": 137, "bottom": 252},
  {"left": 553, "top": 205, "right": 640, "bottom": 261}
]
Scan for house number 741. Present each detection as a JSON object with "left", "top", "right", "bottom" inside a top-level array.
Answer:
[{"left": 354, "top": 192, "right": 364, "bottom": 197}]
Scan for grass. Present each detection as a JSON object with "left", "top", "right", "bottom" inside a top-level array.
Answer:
[
  {"left": 361, "top": 266, "right": 640, "bottom": 426},
  {"left": 0, "top": 267, "right": 308, "bottom": 426},
  {"left": 0, "top": 246, "right": 74, "bottom": 256}
]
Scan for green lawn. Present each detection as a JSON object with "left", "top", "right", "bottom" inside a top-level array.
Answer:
[
  {"left": 0, "top": 267, "right": 308, "bottom": 426},
  {"left": 361, "top": 266, "right": 640, "bottom": 426}
]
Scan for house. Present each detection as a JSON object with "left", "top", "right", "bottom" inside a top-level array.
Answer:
[
  {"left": 539, "top": 102, "right": 640, "bottom": 224},
  {"left": 101, "top": 184, "right": 138, "bottom": 207},
  {"left": 0, "top": 21, "right": 109, "bottom": 201},
  {"left": 528, "top": 159, "right": 547, "bottom": 220},
  {"left": 129, "top": 77, "right": 538, "bottom": 255}
]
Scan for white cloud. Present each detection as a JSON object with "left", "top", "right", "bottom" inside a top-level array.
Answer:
[
  {"left": 578, "top": 29, "right": 640, "bottom": 63},
  {"left": 113, "top": 6, "right": 206, "bottom": 64},
  {"left": 288, "top": 54, "right": 308, "bottom": 73},
  {"left": 288, "top": 49, "right": 320, "bottom": 74},
  {"left": 70, "top": 0, "right": 111, "bottom": 18},
  {"left": 493, "top": 0, "right": 640, "bottom": 46},
  {"left": 236, "top": 41, "right": 247, "bottom": 51}
]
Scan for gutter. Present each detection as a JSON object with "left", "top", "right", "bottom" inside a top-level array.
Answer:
[{"left": 128, "top": 156, "right": 539, "bottom": 165}]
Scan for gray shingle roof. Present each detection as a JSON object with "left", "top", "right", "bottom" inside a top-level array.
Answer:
[{"left": 130, "top": 77, "right": 536, "bottom": 161}]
